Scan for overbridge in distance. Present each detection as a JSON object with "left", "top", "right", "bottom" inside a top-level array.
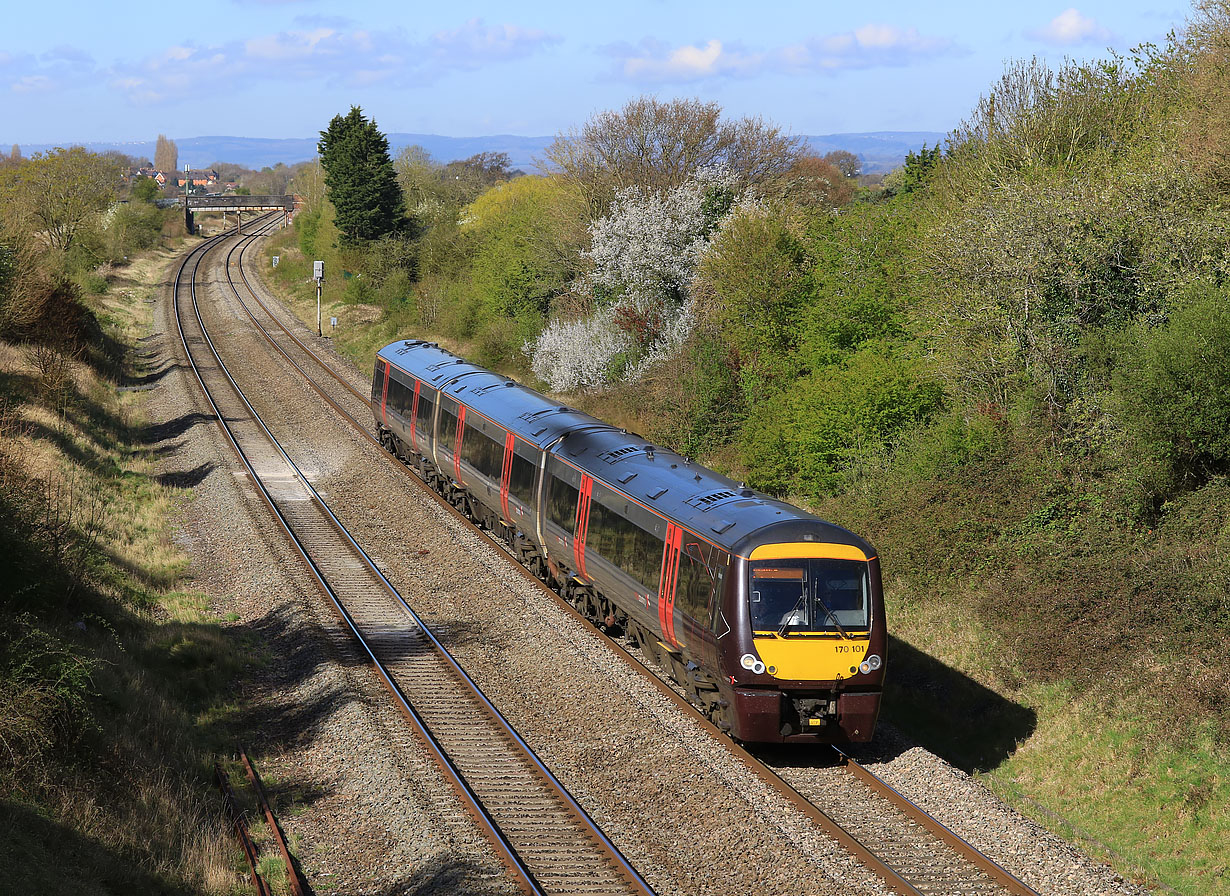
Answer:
[{"left": 182, "top": 194, "right": 297, "bottom": 234}]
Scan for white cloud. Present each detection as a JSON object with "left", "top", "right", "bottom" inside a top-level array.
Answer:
[
  {"left": 106, "top": 18, "right": 559, "bottom": 105},
  {"left": 13, "top": 75, "right": 54, "bottom": 94},
  {"left": 429, "top": 18, "right": 561, "bottom": 69},
  {"left": 607, "top": 25, "right": 957, "bottom": 84},
  {"left": 620, "top": 39, "right": 762, "bottom": 81},
  {"left": 244, "top": 28, "right": 338, "bottom": 63},
  {"left": 1029, "top": 9, "right": 1113, "bottom": 46},
  {"left": 784, "top": 25, "right": 957, "bottom": 71},
  {"left": 2, "top": 46, "right": 97, "bottom": 94}
]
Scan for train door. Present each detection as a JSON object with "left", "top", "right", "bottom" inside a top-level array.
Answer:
[
  {"left": 572, "top": 475, "right": 593, "bottom": 580},
  {"left": 408, "top": 380, "right": 420, "bottom": 444},
  {"left": 678, "top": 535, "right": 725, "bottom": 676},
  {"left": 657, "top": 524, "right": 683, "bottom": 649},
  {"left": 377, "top": 360, "right": 390, "bottom": 424},
  {"left": 453, "top": 406, "right": 466, "bottom": 484},
  {"left": 499, "top": 432, "right": 515, "bottom": 522},
  {"left": 434, "top": 395, "right": 460, "bottom": 474}
]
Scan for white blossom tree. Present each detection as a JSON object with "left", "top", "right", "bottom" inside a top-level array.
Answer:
[{"left": 527, "top": 168, "right": 741, "bottom": 389}]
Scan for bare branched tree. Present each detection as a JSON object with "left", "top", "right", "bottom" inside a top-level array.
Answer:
[
  {"left": 542, "top": 97, "right": 804, "bottom": 213},
  {"left": 9, "top": 148, "right": 120, "bottom": 253},
  {"left": 154, "top": 134, "right": 178, "bottom": 174}
]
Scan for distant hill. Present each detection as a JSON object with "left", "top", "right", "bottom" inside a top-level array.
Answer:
[{"left": 19, "top": 131, "right": 946, "bottom": 175}]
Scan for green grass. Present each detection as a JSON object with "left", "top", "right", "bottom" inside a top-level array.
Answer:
[
  {"left": 0, "top": 242, "right": 255, "bottom": 894},
  {"left": 985, "top": 686, "right": 1229, "bottom": 894}
]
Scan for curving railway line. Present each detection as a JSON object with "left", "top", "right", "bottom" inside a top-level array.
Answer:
[
  {"left": 189, "top": 220, "right": 1056, "bottom": 896},
  {"left": 173, "top": 221, "right": 654, "bottom": 896}
]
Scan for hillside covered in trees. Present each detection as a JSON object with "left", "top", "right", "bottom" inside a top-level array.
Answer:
[{"left": 266, "top": 4, "right": 1230, "bottom": 891}]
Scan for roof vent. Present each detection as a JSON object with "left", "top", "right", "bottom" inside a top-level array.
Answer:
[
  {"left": 685, "top": 490, "right": 738, "bottom": 510},
  {"left": 600, "top": 445, "right": 640, "bottom": 463}
]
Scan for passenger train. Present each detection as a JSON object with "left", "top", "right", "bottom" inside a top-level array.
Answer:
[{"left": 372, "top": 340, "right": 885, "bottom": 743}]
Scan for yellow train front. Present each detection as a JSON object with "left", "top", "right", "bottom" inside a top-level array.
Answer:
[{"left": 716, "top": 525, "right": 886, "bottom": 743}]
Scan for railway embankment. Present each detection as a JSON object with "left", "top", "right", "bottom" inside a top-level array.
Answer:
[{"left": 0, "top": 241, "right": 245, "bottom": 893}]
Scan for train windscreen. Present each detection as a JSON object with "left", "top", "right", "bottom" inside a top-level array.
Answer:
[{"left": 749, "top": 558, "right": 869, "bottom": 634}]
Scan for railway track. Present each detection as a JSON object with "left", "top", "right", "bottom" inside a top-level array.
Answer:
[
  {"left": 214, "top": 223, "right": 1044, "bottom": 896},
  {"left": 769, "top": 748, "right": 1037, "bottom": 896},
  {"left": 174, "top": 225, "right": 654, "bottom": 896}
]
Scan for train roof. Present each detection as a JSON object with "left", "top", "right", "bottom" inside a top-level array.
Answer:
[
  {"left": 376, "top": 340, "right": 874, "bottom": 559},
  {"left": 379, "top": 340, "right": 619, "bottom": 448}
]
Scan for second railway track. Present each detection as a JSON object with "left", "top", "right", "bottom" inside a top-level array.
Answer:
[{"left": 174, "top": 223, "right": 653, "bottom": 896}]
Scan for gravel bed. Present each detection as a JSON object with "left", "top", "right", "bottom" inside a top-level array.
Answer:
[{"left": 845, "top": 724, "right": 1151, "bottom": 896}]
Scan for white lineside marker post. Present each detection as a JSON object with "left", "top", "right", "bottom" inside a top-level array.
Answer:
[{"left": 313, "top": 261, "right": 325, "bottom": 336}]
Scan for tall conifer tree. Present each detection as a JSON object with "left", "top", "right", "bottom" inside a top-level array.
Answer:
[{"left": 317, "top": 107, "right": 406, "bottom": 244}]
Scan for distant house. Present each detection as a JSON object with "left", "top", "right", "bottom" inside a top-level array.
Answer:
[
  {"left": 176, "top": 169, "right": 219, "bottom": 189},
  {"left": 133, "top": 166, "right": 166, "bottom": 186}
]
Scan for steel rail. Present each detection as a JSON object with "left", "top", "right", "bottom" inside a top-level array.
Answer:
[
  {"left": 214, "top": 761, "right": 270, "bottom": 896},
  {"left": 240, "top": 749, "right": 306, "bottom": 896},
  {"left": 831, "top": 746, "right": 1040, "bottom": 896},
  {"left": 173, "top": 227, "right": 654, "bottom": 896},
  {"left": 227, "top": 220, "right": 1041, "bottom": 896}
]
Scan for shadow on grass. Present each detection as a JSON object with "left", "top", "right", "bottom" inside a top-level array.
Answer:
[
  {"left": 752, "top": 635, "right": 1036, "bottom": 774},
  {"left": 0, "top": 800, "right": 181, "bottom": 896},
  {"left": 877, "top": 635, "right": 1037, "bottom": 773}
]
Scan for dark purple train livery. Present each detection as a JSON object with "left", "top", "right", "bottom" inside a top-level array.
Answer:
[{"left": 372, "top": 340, "right": 886, "bottom": 743}]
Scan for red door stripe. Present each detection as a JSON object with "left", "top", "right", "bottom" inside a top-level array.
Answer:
[
  {"left": 658, "top": 524, "right": 682, "bottom": 647},
  {"left": 500, "top": 431, "right": 514, "bottom": 521},
  {"left": 573, "top": 476, "right": 592, "bottom": 580},
  {"left": 380, "top": 361, "right": 391, "bottom": 426},
  {"left": 453, "top": 406, "right": 465, "bottom": 483}
]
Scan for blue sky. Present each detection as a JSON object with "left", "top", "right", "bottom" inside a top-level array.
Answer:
[{"left": 1, "top": 1, "right": 1191, "bottom": 145}]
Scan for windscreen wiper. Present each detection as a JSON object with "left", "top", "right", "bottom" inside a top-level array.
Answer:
[
  {"left": 777, "top": 592, "right": 808, "bottom": 637},
  {"left": 816, "top": 597, "right": 852, "bottom": 640}
]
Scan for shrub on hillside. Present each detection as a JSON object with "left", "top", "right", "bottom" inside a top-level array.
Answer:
[
  {"left": 1118, "top": 282, "right": 1230, "bottom": 497},
  {"left": 740, "top": 346, "right": 944, "bottom": 499}
]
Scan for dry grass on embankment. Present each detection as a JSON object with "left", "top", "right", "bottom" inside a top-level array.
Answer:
[{"left": 0, "top": 247, "right": 251, "bottom": 894}]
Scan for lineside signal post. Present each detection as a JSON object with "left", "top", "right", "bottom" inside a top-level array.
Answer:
[{"left": 313, "top": 261, "right": 325, "bottom": 337}]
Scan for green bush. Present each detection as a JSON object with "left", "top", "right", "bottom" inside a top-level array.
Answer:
[
  {"left": 1118, "top": 282, "right": 1230, "bottom": 497},
  {"left": 740, "top": 345, "right": 944, "bottom": 499}
]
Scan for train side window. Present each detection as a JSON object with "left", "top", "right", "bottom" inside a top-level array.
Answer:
[
  {"left": 415, "top": 389, "right": 435, "bottom": 431},
  {"left": 387, "top": 377, "right": 410, "bottom": 417},
  {"left": 509, "top": 450, "right": 537, "bottom": 505},
  {"left": 546, "top": 474, "right": 579, "bottom": 532},
  {"left": 462, "top": 424, "right": 504, "bottom": 479},
  {"left": 438, "top": 397, "right": 459, "bottom": 449},
  {"left": 586, "top": 495, "right": 664, "bottom": 592}
]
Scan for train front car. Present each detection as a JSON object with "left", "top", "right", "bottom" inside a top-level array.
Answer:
[{"left": 721, "top": 522, "right": 886, "bottom": 743}]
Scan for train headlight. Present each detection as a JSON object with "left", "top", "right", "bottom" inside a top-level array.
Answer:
[
  {"left": 740, "top": 653, "right": 765, "bottom": 675},
  {"left": 858, "top": 654, "right": 883, "bottom": 675}
]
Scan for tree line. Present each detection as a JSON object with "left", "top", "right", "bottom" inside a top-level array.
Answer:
[{"left": 287, "top": 1, "right": 1230, "bottom": 773}]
